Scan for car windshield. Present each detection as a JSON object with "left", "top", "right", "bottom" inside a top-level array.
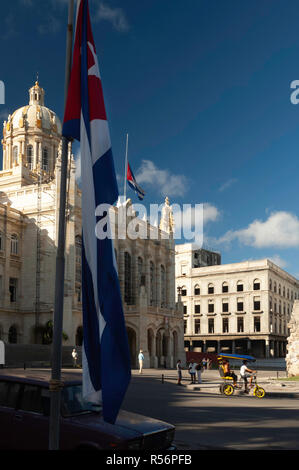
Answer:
[{"left": 61, "top": 384, "right": 102, "bottom": 417}]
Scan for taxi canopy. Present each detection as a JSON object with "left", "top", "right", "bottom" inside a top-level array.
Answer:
[{"left": 217, "top": 353, "right": 256, "bottom": 362}]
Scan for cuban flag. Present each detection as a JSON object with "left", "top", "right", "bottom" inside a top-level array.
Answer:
[
  {"left": 127, "top": 163, "right": 145, "bottom": 201},
  {"left": 63, "top": 0, "right": 131, "bottom": 424}
]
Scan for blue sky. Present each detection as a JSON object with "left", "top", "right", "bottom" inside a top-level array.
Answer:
[{"left": 1, "top": 0, "right": 299, "bottom": 277}]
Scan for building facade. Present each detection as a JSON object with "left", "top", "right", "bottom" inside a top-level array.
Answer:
[
  {"left": 175, "top": 245, "right": 299, "bottom": 358},
  {"left": 0, "top": 82, "right": 184, "bottom": 368}
]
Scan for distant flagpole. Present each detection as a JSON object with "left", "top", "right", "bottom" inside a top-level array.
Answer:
[
  {"left": 123, "top": 133, "right": 128, "bottom": 202},
  {"left": 49, "top": 0, "right": 74, "bottom": 450}
]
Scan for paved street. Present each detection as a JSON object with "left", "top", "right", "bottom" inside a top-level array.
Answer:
[{"left": 122, "top": 369, "right": 299, "bottom": 450}]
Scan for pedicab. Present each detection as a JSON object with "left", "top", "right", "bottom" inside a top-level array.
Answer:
[{"left": 217, "top": 353, "right": 266, "bottom": 398}]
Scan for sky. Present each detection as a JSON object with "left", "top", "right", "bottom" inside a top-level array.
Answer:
[{"left": 0, "top": 0, "right": 299, "bottom": 277}]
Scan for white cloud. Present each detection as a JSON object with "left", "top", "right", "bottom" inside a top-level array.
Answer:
[
  {"left": 136, "top": 159, "right": 188, "bottom": 198},
  {"left": 219, "top": 178, "right": 238, "bottom": 192},
  {"left": 219, "top": 211, "right": 299, "bottom": 248},
  {"left": 173, "top": 203, "right": 220, "bottom": 244},
  {"left": 268, "top": 255, "right": 288, "bottom": 269},
  {"left": 96, "top": 2, "right": 129, "bottom": 32}
]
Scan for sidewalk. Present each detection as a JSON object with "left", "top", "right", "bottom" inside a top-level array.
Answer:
[{"left": 132, "top": 368, "right": 299, "bottom": 399}]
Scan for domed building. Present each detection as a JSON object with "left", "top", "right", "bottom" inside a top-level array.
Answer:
[
  {"left": 0, "top": 81, "right": 82, "bottom": 352},
  {"left": 0, "top": 82, "right": 184, "bottom": 369},
  {"left": 2, "top": 81, "right": 62, "bottom": 180}
]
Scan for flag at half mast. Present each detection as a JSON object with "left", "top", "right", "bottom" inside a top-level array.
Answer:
[
  {"left": 62, "top": 0, "right": 131, "bottom": 424},
  {"left": 127, "top": 162, "right": 145, "bottom": 201}
]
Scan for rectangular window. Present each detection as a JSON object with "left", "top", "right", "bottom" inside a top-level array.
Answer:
[
  {"left": 181, "top": 289, "right": 187, "bottom": 297},
  {"left": 222, "top": 285, "right": 228, "bottom": 293},
  {"left": 184, "top": 320, "right": 187, "bottom": 334},
  {"left": 254, "top": 317, "right": 261, "bottom": 332},
  {"left": 208, "top": 318, "right": 214, "bottom": 334},
  {"left": 237, "top": 301, "right": 244, "bottom": 312},
  {"left": 222, "top": 318, "right": 229, "bottom": 333},
  {"left": 237, "top": 317, "right": 244, "bottom": 332},
  {"left": 194, "top": 319, "right": 200, "bottom": 334},
  {"left": 194, "top": 304, "right": 200, "bottom": 314},
  {"left": 208, "top": 286, "right": 214, "bottom": 294},
  {"left": 208, "top": 303, "right": 214, "bottom": 313},
  {"left": 253, "top": 300, "right": 261, "bottom": 311},
  {"left": 237, "top": 284, "right": 243, "bottom": 292},
  {"left": 222, "top": 302, "right": 229, "bottom": 313},
  {"left": 194, "top": 288, "right": 200, "bottom": 295},
  {"left": 253, "top": 282, "right": 260, "bottom": 291},
  {"left": 181, "top": 265, "right": 187, "bottom": 275},
  {"left": 9, "top": 278, "right": 18, "bottom": 303},
  {"left": 183, "top": 305, "right": 187, "bottom": 315}
]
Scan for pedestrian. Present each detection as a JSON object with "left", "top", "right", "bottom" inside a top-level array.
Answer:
[
  {"left": 196, "top": 362, "right": 202, "bottom": 384},
  {"left": 176, "top": 359, "right": 183, "bottom": 385},
  {"left": 202, "top": 357, "right": 207, "bottom": 370},
  {"left": 138, "top": 349, "right": 144, "bottom": 374},
  {"left": 72, "top": 348, "right": 78, "bottom": 368},
  {"left": 188, "top": 359, "right": 197, "bottom": 384}
]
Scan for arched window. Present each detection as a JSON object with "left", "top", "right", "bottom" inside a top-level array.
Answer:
[
  {"left": 76, "top": 326, "right": 83, "bottom": 346},
  {"left": 194, "top": 284, "right": 200, "bottom": 295},
  {"left": 208, "top": 283, "right": 214, "bottom": 294},
  {"left": 278, "top": 284, "right": 281, "bottom": 296},
  {"left": 10, "top": 234, "right": 18, "bottom": 255},
  {"left": 274, "top": 282, "right": 277, "bottom": 293},
  {"left": 222, "top": 282, "right": 229, "bottom": 293},
  {"left": 42, "top": 147, "right": 49, "bottom": 171},
  {"left": 13, "top": 146, "right": 18, "bottom": 165},
  {"left": 8, "top": 325, "right": 18, "bottom": 344},
  {"left": 138, "top": 257, "right": 143, "bottom": 287},
  {"left": 150, "top": 261, "right": 155, "bottom": 306},
  {"left": 27, "top": 145, "right": 33, "bottom": 169},
  {"left": 237, "top": 280, "right": 244, "bottom": 292},
  {"left": 161, "top": 265, "right": 166, "bottom": 308},
  {"left": 75, "top": 235, "right": 82, "bottom": 284},
  {"left": 253, "top": 279, "right": 261, "bottom": 291},
  {"left": 181, "top": 286, "right": 187, "bottom": 296},
  {"left": 124, "top": 252, "right": 132, "bottom": 304}
]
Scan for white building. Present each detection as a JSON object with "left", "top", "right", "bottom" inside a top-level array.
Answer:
[
  {"left": 0, "top": 82, "right": 184, "bottom": 368},
  {"left": 175, "top": 244, "right": 299, "bottom": 358}
]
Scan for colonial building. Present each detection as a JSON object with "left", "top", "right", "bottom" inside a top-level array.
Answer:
[
  {"left": 175, "top": 244, "right": 299, "bottom": 358},
  {"left": 0, "top": 82, "right": 184, "bottom": 368}
]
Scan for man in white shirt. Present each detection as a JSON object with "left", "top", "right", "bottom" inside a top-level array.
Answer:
[
  {"left": 188, "top": 360, "right": 197, "bottom": 384},
  {"left": 138, "top": 350, "right": 144, "bottom": 374},
  {"left": 240, "top": 360, "right": 256, "bottom": 393}
]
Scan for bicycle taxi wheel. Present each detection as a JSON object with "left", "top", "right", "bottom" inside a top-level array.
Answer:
[
  {"left": 253, "top": 386, "right": 265, "bottom": 398},
  {"left": 223, "top": 383, "right": 234, "bottom": 396}
]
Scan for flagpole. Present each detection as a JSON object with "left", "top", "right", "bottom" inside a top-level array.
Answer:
[
  {"left": 49, "top": 0, "right": 74, "bottom": 450},
  {"left": 123, "top": 133, "right": 128, "bottom": 203}
]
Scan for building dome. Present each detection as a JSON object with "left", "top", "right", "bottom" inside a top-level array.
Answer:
[
  {"left": 9, "top": 81, "right": 62, "bottom": 135},
  {"left": 2, "top": 81, "right": 63, "bottom": 176}
]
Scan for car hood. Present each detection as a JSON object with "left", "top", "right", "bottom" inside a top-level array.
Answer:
[{"left": 68, "top": 409, "right": 174, "bottom": 440}]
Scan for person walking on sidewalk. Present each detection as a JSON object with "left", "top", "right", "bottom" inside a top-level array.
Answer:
[
  {"left": 196, "top": 362, "right": 202, "bottom": 384},
  {"left": 176, "top": 359, "right": 183, "bottom": 385},
  {"left": 188, "top": 359, "right": 197, "bottom": 384},
  {"left": 138, "top": 349, "right": 145, "bottom": 374},
  {"left": 72, "top": 348, "right": 78, "bottom": 368}
]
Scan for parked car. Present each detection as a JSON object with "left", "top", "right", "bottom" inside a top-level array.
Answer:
[{"left": 0, "top": 369, "right": 175, "bottom": 450}]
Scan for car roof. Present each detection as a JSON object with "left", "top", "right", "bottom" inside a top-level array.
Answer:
[{"left": 0, "top": 368, "right": 82, "bottom": 387}]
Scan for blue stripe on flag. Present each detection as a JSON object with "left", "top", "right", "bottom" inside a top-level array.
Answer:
[{"left": 81, "top": 239, "right": 102, "bottom": 392}]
